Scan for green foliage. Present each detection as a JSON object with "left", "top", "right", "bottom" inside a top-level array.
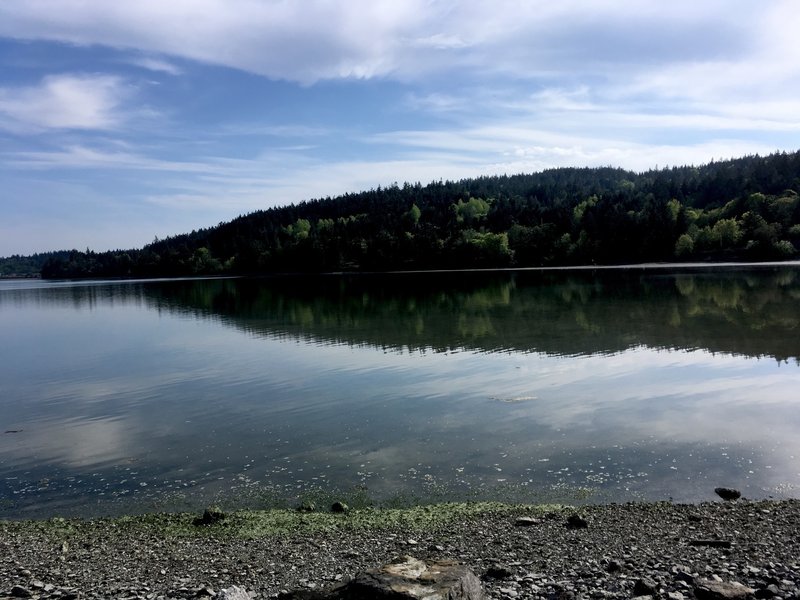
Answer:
[
  {"left": 667, "top": 198, "right": 682, "bottom": 222},
  {"left": 190, "top": 247, "right": 223, "bottom": 274},
  {"left": 9, "top": 150, "right": 798, "bottom": 280},
  {"left": 461, "top": 230, "right": 512, "bottom": 266},
  {"left": 773, "top": 240, "right": 796, "bottom": 257},
  {"left": 285, "top": 218, "right": 311, "bottom": 240},
  {"left": 572, "top": 195, "right": 597, "bottom": 222},
  {"left": 404, "top": 203, "right": 421, "bottom": 227},
  {"left": 674, "top": 234, "right": 695, "bottom": 258},
  {"left": 710, "top": 218, "right": 742, "bottom": 248},
  {"left": 454, "top": 197, "right": 491, "bottom": 223},
  {"left": 0, "top": 251, "right": 76, "bottom": 277}
]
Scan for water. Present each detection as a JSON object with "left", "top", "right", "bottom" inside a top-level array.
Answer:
[{"left": 1, "top": 266, "right": 799, "bottom": 518}]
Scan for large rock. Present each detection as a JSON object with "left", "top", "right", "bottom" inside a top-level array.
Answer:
[
  {"left": 344, "top": 556, "right": 484, "bottom": 599},
  {"left": 694, "top": 579, "right": 754, "bottom": 600},
  {"left": 714, "top": 488, "right": 741, "bottom": 501},
  {"left": 634, "top": 577, "right": 658, "bottom": 596},
  {"left": 194, "top": 506, "right": 226, "bottom": 526},
  {"left": 214, "top": 586, "right": 250, "bottom": 600},
  {"left": 281, "top": 556, "right": 484, "bottom": 600},
  {"left": 565, "top": 514, "right": 588, "bottom": 529}
]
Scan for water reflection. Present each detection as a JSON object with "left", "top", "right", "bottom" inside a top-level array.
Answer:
[
  {"left": 136, "top": 268, "right": 800, "bottom": 360},
  {"left": 1, "top": 267, "right": 799, "bottom": 518}
]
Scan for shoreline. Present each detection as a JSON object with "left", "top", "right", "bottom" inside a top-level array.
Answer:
[
  {"left": 2, "top": 498, "right": 799, "bottom": 599},
  {"left": 6, "top": 258, "right": 800, "bottom": 283}
]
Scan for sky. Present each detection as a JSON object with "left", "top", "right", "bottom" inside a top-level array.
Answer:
[{"left": 1, "top": 1, "right": 799, "bottom": 256}]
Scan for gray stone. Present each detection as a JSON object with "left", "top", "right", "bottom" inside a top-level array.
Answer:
[
  {"left": 604, "top": 560, "right": 623, "bottom": 573},
  {"left": 483, "top": 566, "right": 514, "bottom": 580},
  {"left": 514, "top": 517, "right": 541, "bottom": 527},
  {"left": 194, "top": 506, "right": 226, "bottom": 526},
  {"left": 634, "top": 577, "right": 658, "bottom": 596},
  {"left": 10, "top": 587, "right": 32, "bottom": 598},
  {"left": 674, "top": 571, "right": 695, "bottom": 585},
  {"left": 694, "top": 579, "right": 755, "bottom": 600},
  {"left": 566, "top": 514, "right": 588, "bottom": 529},
  {"left": 214, "top": 586, "right": 250, "bottom": 600},
  {"left": 756, "top": 585, "right": 783, "bottom": 599},
  {"left": 689, "top": 539, "right": 733, "bottom": 549},
  {"left": 342, "top": 555, "right": 484, "bottom": 599},
  {"left": 714, "top": 488, "right": 742, "bottom": 501}
]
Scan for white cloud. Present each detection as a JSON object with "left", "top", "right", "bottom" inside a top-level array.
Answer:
[
  {"left": 0, "top": 0, "right": 786, "bottom": 88},
  {"left": 0, "top": 0, "right": 428, "bottom": 83},
  {"left": 1, "top": 1, "right": 797, "bottom": 154},
  {"left": 128, "top": 57, "right": 182, "bottom": 75},
  {"left": 0, "top": 73, "right": 128, "bottom": 131},
  {"left": 403, "top": 92, "right": 468, "bottom": 114}
]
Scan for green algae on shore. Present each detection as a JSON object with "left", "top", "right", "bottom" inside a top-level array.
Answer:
[{"left": 0, "top": 501, "right": 567, "bottom": 539}]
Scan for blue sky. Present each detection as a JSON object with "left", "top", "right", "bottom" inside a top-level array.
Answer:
[{"left": 1, "top": 1, "right": 799, "bottom": 256}]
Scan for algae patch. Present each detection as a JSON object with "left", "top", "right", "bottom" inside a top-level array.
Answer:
[
  {"left": 1, "top": 502, "right": 569, "bottom": 541},
  {"left": 191, "top": 501, "right": 568, "bottom": 538}
]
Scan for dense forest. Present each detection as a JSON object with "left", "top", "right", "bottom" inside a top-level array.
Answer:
[
  {"left": 0, "top": 250, "right": 76, "bottom": 278},
  {"left": 4, "top": 151, "right": 800, "bottom": 279}
]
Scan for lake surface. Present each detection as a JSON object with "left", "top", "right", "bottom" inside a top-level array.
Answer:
[{"left": 2, "top": 265, "right": 800, "bottom": 519}]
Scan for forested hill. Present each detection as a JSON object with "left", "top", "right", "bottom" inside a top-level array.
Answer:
[
  {"left": 15, "top": 151, "right": 800, "bottom": 278},
  {"left": 0, "top": 251, "right": 75, "bottom": 278}
]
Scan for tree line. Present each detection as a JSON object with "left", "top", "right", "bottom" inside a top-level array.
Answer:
[
  {"left": 0, "top": 251, "right": 75, "bottom": 278},
  {"left": 5, "top": 150, "right": 800, "bottom": 279}
]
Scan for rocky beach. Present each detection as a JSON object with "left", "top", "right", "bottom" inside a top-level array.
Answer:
[{"left": 1, "top": 498, "right": 799, "bottom": 600}]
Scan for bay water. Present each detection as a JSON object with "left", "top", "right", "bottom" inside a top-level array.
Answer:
[{"left": 1, "top": 265, "right": 799, "bottom": 518}]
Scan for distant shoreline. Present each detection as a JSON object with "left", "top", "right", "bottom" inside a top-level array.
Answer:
[{"left": 3, "top": 259, "right": 800, "bottom": 285}]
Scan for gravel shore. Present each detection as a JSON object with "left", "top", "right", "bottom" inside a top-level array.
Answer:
[{"left": 1, "top": 499, "right": 798, "bottom": 599}]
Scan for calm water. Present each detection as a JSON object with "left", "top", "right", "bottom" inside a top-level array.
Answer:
[{"left": 1, "top": 266, "right": 800, "bottom": 518}]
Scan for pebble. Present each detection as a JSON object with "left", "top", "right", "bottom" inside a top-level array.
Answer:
[
  {"left": 498, "top": 587, "right": 518, "bottom": 597},
  {"left": 514, "top": 517, "right": 541, "bottom": 527}
]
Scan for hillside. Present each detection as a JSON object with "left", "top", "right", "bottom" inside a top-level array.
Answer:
[
  {"left": 4, "top": 151, "right": 800, "bottom": 279},
  {"left": 0, "top": 251, "right": 74, "bottom": 278}
]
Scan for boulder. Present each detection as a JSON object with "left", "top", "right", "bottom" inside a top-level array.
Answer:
[
  {"left": 214, "top": 586, "right": 250, "bottom": 600},
  {"left": 694, "top": 579, "right": 754, "bottom": 600},
  {"left": 714, "top": 488, "right": 741, "bottom": 501},
  {"left": 344, "top": 556, "right": 484, "bottom": 599},
  {"left": 194, "top": 506, "right": 225, "bottom": 526},
  {"left": 565, "top": 514, "right": 588, "bottom": 529},
  {"left": 634, "top": 577, "right": 658, "bottom": 596},
  {"left": 281, "top": 556, "right": 484, "bottom": 599}
]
